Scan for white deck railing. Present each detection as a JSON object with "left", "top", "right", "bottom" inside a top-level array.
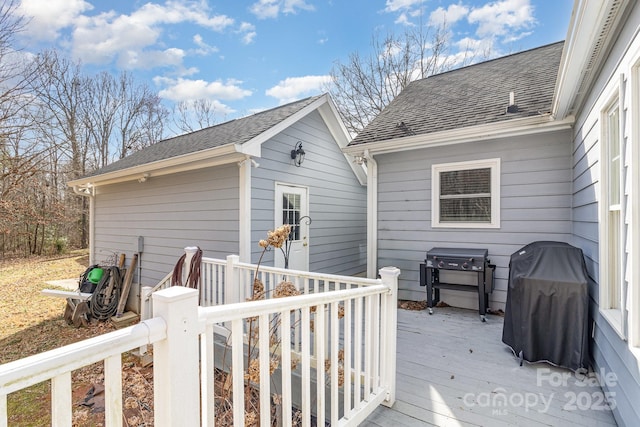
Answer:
[
  {"left": 144, "top": 253, "right": 383, "bottom": 310},
  {"left": 0, "top": 254, "right": 399, "bottom": 427}
]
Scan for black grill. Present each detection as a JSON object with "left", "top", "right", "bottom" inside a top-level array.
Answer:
[{"left": 420, "top": 247, "right": 495, "bottom": 321}]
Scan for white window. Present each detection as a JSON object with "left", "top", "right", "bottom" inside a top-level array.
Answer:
[
  {"left": 599, "top": 97, "right": 625, "bottom": 334},
  {"left": 431, "top": 158, "right": 500, "bottom": 228}
]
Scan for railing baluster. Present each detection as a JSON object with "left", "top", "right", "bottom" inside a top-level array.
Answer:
[
  {"left": 364, "top": 294, "right": 372, "bottom": 400},
  {"left": 301, "top": 306, "right": 311, "bottom": 427},
  {"left": 231, "top": 318, "right": 245, "bottom": 426},
  {"left": 330, "top": 301, "right": 339, "bottom": 425},
  {"left": 372, "top": 293, "right": 381, "bottom": 392},
  {"left": 104, "top": 355, "right": 123, "bottom": 427},
  {"left": 281, "top": 309, "right": 292, "bottom": 425},
  {"left": 354, "top": 296, "right": 362, "bottom": 411},
  {"left": 1, "top": 393, "right": 7, "bottom": 427},
  {"left": 316, "top": 303, "right": 326, "bottom": 427},
  {"left": 201, "top": 324, "right": 215, "bottom": 427},
  {"left": 343, "top": 295, "right": 353, "bottom": 419},
  {"left": 259, "top": 314, "right": 271, "bottom": 426},
  {"left": 51, "top": 371, "right": 72, "bottom": 426}
]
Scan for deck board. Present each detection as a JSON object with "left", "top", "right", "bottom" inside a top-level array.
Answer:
[{"left": 366, "top": 307, "right": 618, "bottom": 426}]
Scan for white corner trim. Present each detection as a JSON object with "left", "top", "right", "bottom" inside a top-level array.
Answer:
[
  {"left": 238, "top": 157, "right": 252, "bottom": 263},
  {"left": 365, "top": 151, "right": 378, "bottom": 279}
]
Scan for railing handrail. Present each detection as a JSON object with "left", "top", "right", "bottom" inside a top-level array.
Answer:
[
  {"left": 0, "top": 317, "right": 166, "bottom": 395},
  {"left": 147, "top": 270, "right": 173, "bottom": 296},
  {"left": 213, "top": 256, "right": 382, "bottom": 286},
  {"left": 199, "top": 283, "right": 389, "bottom": 323}
]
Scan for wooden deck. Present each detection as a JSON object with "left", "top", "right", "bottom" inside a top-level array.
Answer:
[{"left": 364, "top": 307, "right": 618, "bottom": 426}]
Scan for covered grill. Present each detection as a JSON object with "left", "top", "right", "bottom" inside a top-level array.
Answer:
[
  {"left": 420, "top": 247, "right": 494, "bottom": 321},
  {"left": 502, "top": 241, "right": 590, "bottom": 371}
]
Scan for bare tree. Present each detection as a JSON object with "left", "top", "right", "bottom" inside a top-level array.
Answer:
[
  {"left": 24, "top": 51, "right": 168, "bottom": 249},
  {"left": 172, "top": 98, "right": 222, "bottom": 134},
  {"left": 115, "top": 72, "right": 168, "bottom": 159},
  {"left": 328, "top": 21, "right": 484, "bottom": 135},
  {"left": 0, "top": 0, "right": 41, "bottom": 140}
]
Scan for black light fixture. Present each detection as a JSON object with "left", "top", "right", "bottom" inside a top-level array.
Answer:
[{"left": 290, "top": 141, "right": 305, "bottom": 167}]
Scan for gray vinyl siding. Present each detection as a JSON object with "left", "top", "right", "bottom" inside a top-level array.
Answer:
[
  {"left": 570, "top": 3, "right": 640, "bottom": 425},
  {"left": 93, "top": 166, "right": 239, "bottom": 285},
  {"left": 375, "top": 129, "right": 573, "bottom": 306},
  {"left": 251, "top": 110, "right": 367, "bottom": 276}
]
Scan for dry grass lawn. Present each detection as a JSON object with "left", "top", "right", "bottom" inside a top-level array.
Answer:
[{"left": 0, "top": 252, "right": 154, "bottom": 426}]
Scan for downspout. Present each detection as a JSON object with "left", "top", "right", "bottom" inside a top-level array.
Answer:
[
  {"left": 365, "top": 150, "right": 378, "bottom": 279},
  {"left": 72, "top": 185, "right": 95, "bottom": 264}
]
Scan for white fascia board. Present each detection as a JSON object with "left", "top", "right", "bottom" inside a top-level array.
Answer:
[
  {"left": 318, "top": 96, "right": 352, "bottom": 148},
  {"left": 239, "top": 94, "right": 330, "bottom": 157},
  {"left": 318, "top": 96, "right": 368, "bottom": 186},
  {"left": 68, "top": 144, "right": 243, "bottom": 188},
  {"left": 553, "top": 0, "right": 624, "bottom": 119},
  {"left": 343, "top": 115, "right": 574, "bottom": 157}
]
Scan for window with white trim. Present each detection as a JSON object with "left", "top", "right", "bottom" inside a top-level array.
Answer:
[
  {"left": 431, "top": 158, "right": 500, "bottom": 228},
  {"left": 600, "top": 97, "right": 625, "bottom": 334}
]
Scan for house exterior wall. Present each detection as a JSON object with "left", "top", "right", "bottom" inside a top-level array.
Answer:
[
  {"left": 251, "top": 110, "right": 367, "bottom": 276},
  {"left": 570, "top": 3, "right": 640, "bottom": 425},
  {"left": 375, "top": 129, "right": 573, "bottom": 307},
  {"left": 93, "top": 165, "right": 240, "bottom": 285}
]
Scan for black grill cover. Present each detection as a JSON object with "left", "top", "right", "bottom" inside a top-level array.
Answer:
[{"left": 502, "top": 241, "right": 589, "bottom": 371}]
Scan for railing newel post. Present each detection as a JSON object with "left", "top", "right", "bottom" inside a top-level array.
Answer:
[
  {"left": 378, "top": 266, "right": 400, "bottom": 407},
  {"left": 152, "top": 286, "right": 201, "bottom": 426}
]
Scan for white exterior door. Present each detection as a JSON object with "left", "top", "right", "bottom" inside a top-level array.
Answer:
[{"left": 275, "top": 184, "right": 309, "bottom": 271}]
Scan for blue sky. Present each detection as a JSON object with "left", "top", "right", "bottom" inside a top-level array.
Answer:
[{"left": 16, "top": 0, "right": 574, "bottom": 121}]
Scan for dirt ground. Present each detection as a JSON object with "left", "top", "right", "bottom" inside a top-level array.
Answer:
[{"left": 0, "top": 252, "right": 154, "bottom": 426}]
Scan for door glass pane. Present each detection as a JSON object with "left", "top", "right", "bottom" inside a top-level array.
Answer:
[{"left": 282, "top": 193, "right": 301, "bottom": 240}]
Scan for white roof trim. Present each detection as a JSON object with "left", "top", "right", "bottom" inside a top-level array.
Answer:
[
  {"left": 553, "top": 0, "right": 627, "bottom": 119},
  {"left": 343, "top": 114, "right": 574, "bottom": 156},
  {"left": 68, "top": 144, "right": 243, "bottom": 187}
]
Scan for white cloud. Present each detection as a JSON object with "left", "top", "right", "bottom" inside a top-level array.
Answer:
[
  {"left": 384, "top": 0, "right": 423, "bottom": 13},
  {"left": 69, "top": 2, "right": 234, "bottom": 67},
  {"left": 283, "top": 0, "right": 315, "bottom": 14},
  {"left": 155, "top": 77, "right": 252, "bottom": 103},
  {"left": 118, "top": 48, "right": 186, "bottom": 70},
  {"left": 250, "top": 0, "right": 314, "bottom": 19},
  {"left": 265, "top": 75, "right": 330, "bottom": 103},
  {"left": 18, "top": 0, "right": 93, "bottom": 40},
  {"left": 394, "top": 12, "right": 413, "bottom": 26},
  {"left": 429, "top": 4, "right": 470, "bottom": 27},
  {"left": 193, "top": 34, "right": 219, "bottom": 55},
  {"left": 238, "top": 22, "right": 257, "bottom": 44},
  {"left": 468, "top": 0, "right": 536, "bottom": 39}
]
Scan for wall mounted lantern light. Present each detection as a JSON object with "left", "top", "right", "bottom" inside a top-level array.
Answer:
[{"left": 290, "top": 141, "right": 305, "bottom": 167}]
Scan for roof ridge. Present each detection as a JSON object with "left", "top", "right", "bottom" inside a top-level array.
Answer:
[
  {"left": 417, "top": 40, "right": 566, "bottom": 82},
  {"left": 163, "top": 93, "right": 325, "bottom": 143}
]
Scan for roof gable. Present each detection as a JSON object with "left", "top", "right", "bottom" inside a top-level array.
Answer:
[{"left": 349, "top": 42, "right": 565, "bottom": 146}]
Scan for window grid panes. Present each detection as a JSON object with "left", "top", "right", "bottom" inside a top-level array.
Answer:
[
  {"left": 606, "top": 103, "right": 622, "bottom": 310},
  {"left": 282, "top": 193, "right": 301, "bottom": 240}
]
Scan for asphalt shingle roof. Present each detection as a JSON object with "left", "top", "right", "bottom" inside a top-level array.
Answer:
[
  {"left": 84, "top": 94, "right": 324, "bottom": 178},
  {"left": 349, "top": 41, "right": 564, "bottom": 146}
]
